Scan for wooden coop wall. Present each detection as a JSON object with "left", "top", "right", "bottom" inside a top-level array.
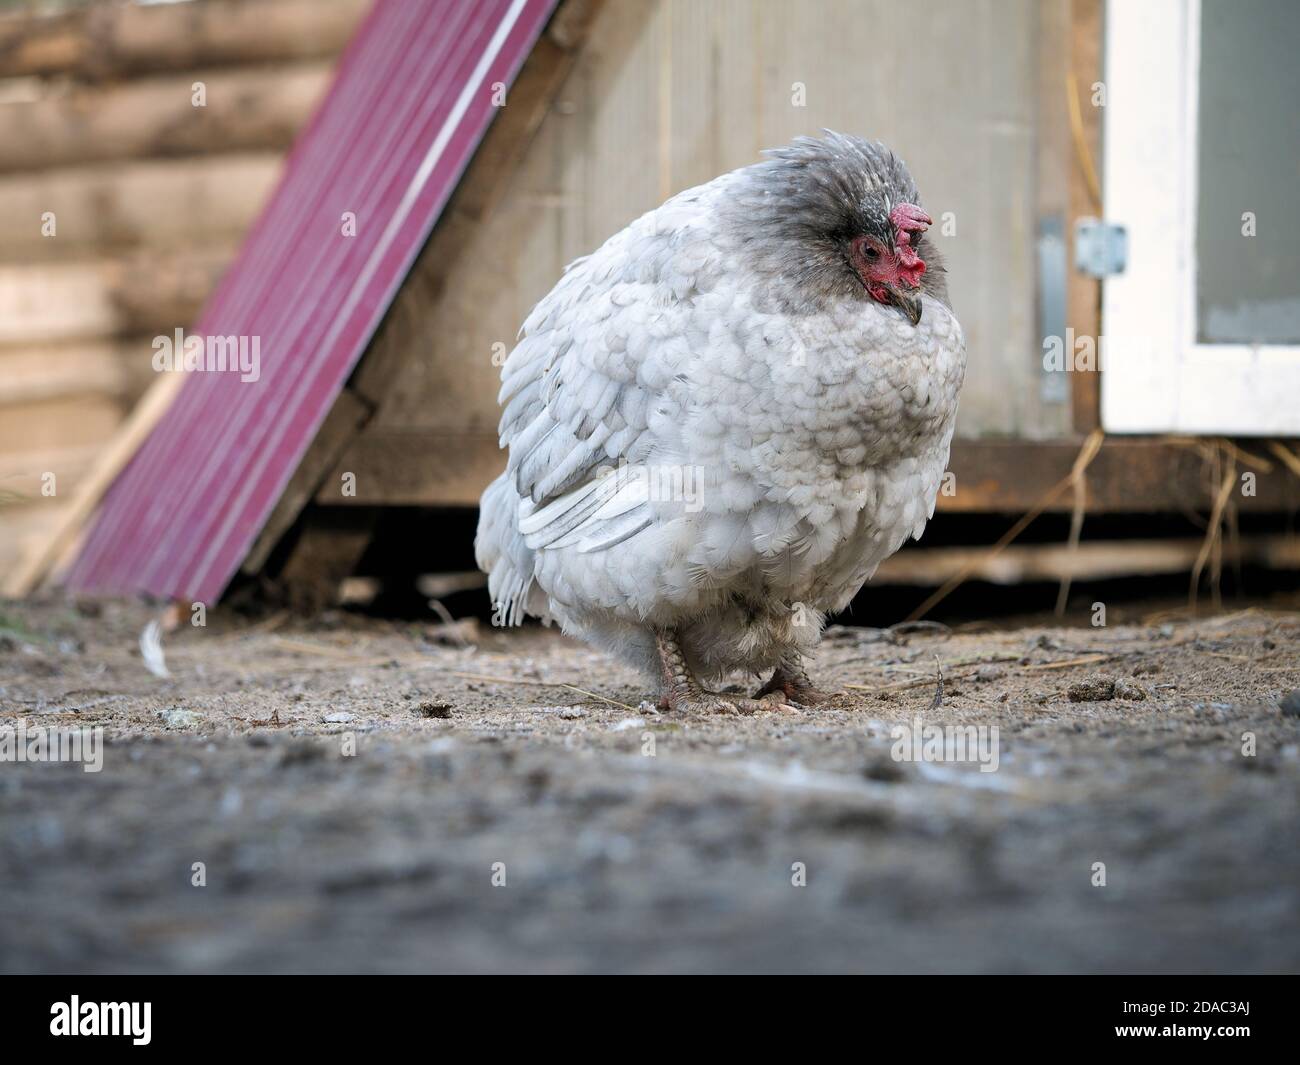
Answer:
[
  {"left": 0, "top": 0, "right": 369, "bottom": 584},
  {"left": 359, "top": 0, "right": 1071, "bottom": 468},
  {"left": 319, "top": 0, "right": 1293, "bottom": 525}
]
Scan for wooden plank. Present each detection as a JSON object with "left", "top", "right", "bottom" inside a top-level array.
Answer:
[
  {"left": 873, "top": 535, "right": 1300, "bottom": 585},
  {"left": 0, "top": 395, "right": 125, "bottom": 456},
  {"left": 0, "top": 153, "right": 280, "bottom": 260},
  {"left": 0, "top": 445, "right": 107, "bottom": 582},
  {"left": 0, "top": 502, "right": 74, "bottom": 577},
  {"left": 242, "top": 388, "right": 372, "bottom": 574},
  {"left": 274, "top": 508, "right": 377, "bottom": 612},
  {"left": 1067, "top": 0, "right": 1105, "bottom": 432},
  {"left": 0, "top": 261, "right": 117, "bottom": 344},
  {"left": 319, "top": 431, "right": 506, "bottom": 507},
  {"left": 0, "top": 247, "right": 235, "bottom": 344},
  {"left": 3, "top": 370, "right": 188, "bottom": 596},
  {"left": 1031, "top": 0, "right": 1073, "bottom": 438},
  {"left": 0, "top": 338, "right": 153, "bottom": 406},
  {"left": 0, "top": 447, "right": 108, "bottom": 583},
  {"left": 0, "top": 0, "right": 367, "bottom": 80},
  {"left": 317, "top": 431, "right": 1300, "bottom": 515},
  {"left": 110, "top": 246, "right": 238, "bottom": 336},
  {"left": 946, "top": 438, "right": 1300, "bottom": 513},
  {"left": 0, "top": 62, "right": 330, "bottom": 174},
  {"left": 0, "top": 443, "right": 104, "bottom": 492}
]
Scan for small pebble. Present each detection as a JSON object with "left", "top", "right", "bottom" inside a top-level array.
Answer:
[
  {"left": 417, "top": 702, "right": 453, "bottom": 719},
  {"left": 1066, "top": 674, "right": 1145, "bottom": 702},
  {"left": 1067, "top": 675, "right": 1116, "bottom": 702},
  {"left": 1278, "top": 690, "right": 1300, "bottom": 718}
]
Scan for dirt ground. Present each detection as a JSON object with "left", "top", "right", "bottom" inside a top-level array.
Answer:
[{"left": 1, "top": 594, "right": 1298, "bottom": 974}]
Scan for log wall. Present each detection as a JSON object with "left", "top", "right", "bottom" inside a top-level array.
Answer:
[{"left": 0, "top": 0, "right": 369, "bottom": 581}]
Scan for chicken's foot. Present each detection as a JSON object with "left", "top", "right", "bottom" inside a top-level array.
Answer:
[
  {"left": 754, "top": 655, "right": 835, "bottom": 706},
  {"left": 654, "top": 629, "right": 794, "bottom": 715}
]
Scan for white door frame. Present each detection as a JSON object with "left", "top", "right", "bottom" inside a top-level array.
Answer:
[{"left": 1101, "top": 0, "right": 1300, "bottom": 435}]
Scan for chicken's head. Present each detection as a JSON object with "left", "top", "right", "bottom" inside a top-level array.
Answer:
[
  {"left": 730, "top": 132, "right": 948, "bottom": 323},
  {"left": 848, "top": 202, "right": 932, "bottom": 325}
]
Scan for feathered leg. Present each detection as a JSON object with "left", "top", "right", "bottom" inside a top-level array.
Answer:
[
  {"left": 655, "top": 629, "right": 794, "bottom": 715},
  {"left": 754, "top": 653, "right": 834, "bottom": 706}
]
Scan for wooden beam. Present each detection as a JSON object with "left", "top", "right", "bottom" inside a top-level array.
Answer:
[
  {"left": 943, "top": 438, "right": 1299, "bottom": 513},
  {"left": 319, "top": 430, "right": 506, "bottom": 508},
  {"left": 1031, "top": 0, "right": 1072, "bottom": 437},
  {"left": 273, "top": 508, "right": 377, "bottom": 613},
  {"left": 872, "top": 535, "right": 1300, "bottom": 586},
  {"left": 1067, "top": 0, "right": 1105, "bottom": 432},
  {"left": 0, "top": 0, "right": 366, "bottom": 81},
  {"left": 318, "top": 432, "right": 1300, "bottom": 515},
  {"left": 0, "top": 62, "right": 330, "bottom": 174}
]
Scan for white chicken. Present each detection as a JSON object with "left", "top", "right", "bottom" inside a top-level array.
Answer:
[{"left": 476, "top": 132, "right": 966, "bottom": 713}]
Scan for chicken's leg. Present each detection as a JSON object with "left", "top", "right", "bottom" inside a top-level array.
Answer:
[
  {"left": 655, "top": 629, "right": 794, "bottom": 715},
  {"left": 754, "top": 654, "right": 834, "bottom": 706}
]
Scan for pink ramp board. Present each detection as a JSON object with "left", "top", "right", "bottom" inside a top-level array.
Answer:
[{"left": 66, "top": 0, "right": 557, "bottom": 602}]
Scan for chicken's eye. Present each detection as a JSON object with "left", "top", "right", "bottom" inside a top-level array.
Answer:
[{"left": 851, "top": 235, "right": 885, "bottom": 268}]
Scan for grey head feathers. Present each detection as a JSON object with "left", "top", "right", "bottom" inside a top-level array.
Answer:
[{"left": 720, "top": 130, "right": 949, "bottom": 312}]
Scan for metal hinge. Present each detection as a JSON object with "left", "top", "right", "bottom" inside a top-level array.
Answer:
[{"left": 1074, "top": 218, "right": 1128, "bottom": 278}]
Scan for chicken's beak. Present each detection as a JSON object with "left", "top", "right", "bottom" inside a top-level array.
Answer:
[{"left": 889, "top": 287, "right": 923, "bottom": 325}]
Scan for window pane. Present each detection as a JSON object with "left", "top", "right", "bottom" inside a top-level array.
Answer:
[{"left": 1196, "top": 0, "right": 1300, "bottom": 345}]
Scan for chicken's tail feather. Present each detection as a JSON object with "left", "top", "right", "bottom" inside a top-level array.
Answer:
[{"left": 475, "top": 472, "right": 538, "bottom": 627}]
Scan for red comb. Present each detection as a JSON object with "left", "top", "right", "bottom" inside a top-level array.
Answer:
[
  {"left": 890, "top": 203, "right": 932, "bottom": 239},
  {"left": 890, "top": 204, "right": 931, "bottom": 287}
]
